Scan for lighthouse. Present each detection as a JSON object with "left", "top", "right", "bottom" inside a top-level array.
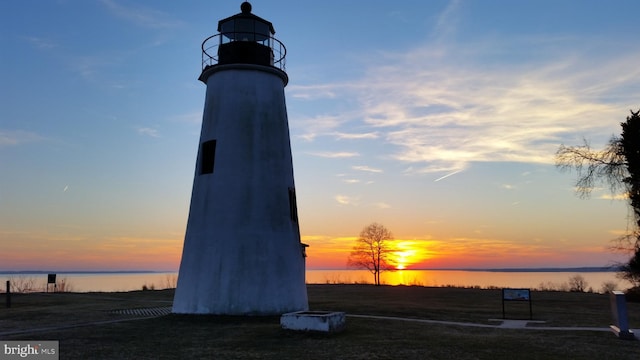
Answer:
[{"left": 172, "top": 2, "right": 308, "bottom": 315}]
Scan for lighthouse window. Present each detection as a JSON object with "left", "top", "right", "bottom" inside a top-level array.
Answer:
[
  {"left": 200, "top": 140, "right": 217, "bottom": 175},
  {"left": 236, "top": 19, "right": 253, "bottom": 41},
  {"left": 255, "top": 22, "right": 270, "bottom": 44},
  {"left": 288, "top": 187, "right": 298, "bottom": 222},
  {"left": 220, "top": 21, "right": 234, "bottom": 35}
]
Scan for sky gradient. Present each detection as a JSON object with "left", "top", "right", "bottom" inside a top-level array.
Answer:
[{"left": 1, "top": 0, "right": 639, "bottom": 271}]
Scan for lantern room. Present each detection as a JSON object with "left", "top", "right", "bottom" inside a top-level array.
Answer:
[{"left": 217, "top": 2, "right": 277, "bottom": 67}]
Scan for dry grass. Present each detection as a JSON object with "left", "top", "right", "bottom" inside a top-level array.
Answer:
[
  {"left": 308, "top": 285, "right": 640, "bottom": 327},
  {"left": 0, "top": 290, "right": 173, "bottom": 334},
  {"left": 1, "top": 285, "right": 639, "bottom": 359}
]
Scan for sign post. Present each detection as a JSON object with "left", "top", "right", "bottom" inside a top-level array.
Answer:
[
  {"left": 47, "top": 274, "right": 57, "bottom": 293},
  {"left": 5, "top": 280, "right": 10, "bottom": 308},
  {"left": 502, "top": 288, "right": 532, "bottom": 320}
]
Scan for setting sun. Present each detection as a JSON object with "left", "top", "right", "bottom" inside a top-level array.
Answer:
[{"left": 392, "top": 240, "right": 425, "bottom": 270}]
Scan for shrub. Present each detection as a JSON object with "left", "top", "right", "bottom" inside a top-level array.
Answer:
[
  {"left": 625, "top": 286, "right": 640, "bottom": 302},
  {"left": 56, "top": 277, "right": 74, "bottom": 292},
  {"left": 600, "top": 281, "right": 618, "bottom": 294},
  {"left": 7, "top": 276, "right": 41, "bottom": 293}
]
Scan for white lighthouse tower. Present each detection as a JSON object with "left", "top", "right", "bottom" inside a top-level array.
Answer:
[{"left": 172, "top": 2, "right": 308, "bottom": 315}]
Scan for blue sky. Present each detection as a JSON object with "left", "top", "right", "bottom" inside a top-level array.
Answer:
[{"left": 1, "top": 0, "right": 639, "bottom": 271}]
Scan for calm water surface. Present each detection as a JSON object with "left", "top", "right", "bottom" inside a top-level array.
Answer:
[
  {"left": 0, "top": 270, "right": 631, "bottom": 293},
  {"left": 307, "top": 270, "right": 631, "bottom": 291}
]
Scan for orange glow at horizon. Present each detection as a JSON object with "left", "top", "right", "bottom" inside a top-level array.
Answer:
[
  {"left": 0, "top": 231, "right": 183, "bottom": 271},
  {"left": 0, "top": 230, "right": 627, "bottom": 271},
  {"left": 391, "top": 240, "right": 433, "bottom": 270},
  {"left": 301, "top": 234, "right": 625, "bottom": 270},
  {"left": 302, "top": 235, "right": 442, "bottom": 270}
]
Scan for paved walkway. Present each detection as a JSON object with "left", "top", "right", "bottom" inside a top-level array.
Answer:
[{"left": 348, "top": 314, "right": 634, "bottom": 333}]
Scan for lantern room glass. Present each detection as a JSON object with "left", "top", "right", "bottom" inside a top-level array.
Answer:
[{"left": 219, "top": 18, "right": 271, "bottom": 46}]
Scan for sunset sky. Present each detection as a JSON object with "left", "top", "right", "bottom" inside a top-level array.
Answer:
[{"left": 1, "top": 0, "right": 639, "bottom": 271}]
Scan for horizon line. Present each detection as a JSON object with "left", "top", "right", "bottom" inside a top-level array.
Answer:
[{"left": 0, "top": 266, "right": 621, "bottom": 274}]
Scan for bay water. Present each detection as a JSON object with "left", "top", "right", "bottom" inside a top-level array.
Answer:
[{"left": 0, "top": 269, "right": 630, "bottom": 293}]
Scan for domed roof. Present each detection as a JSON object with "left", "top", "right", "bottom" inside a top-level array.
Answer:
[{"left": 217, "top": 2, "right": 275, "bottom": 35}]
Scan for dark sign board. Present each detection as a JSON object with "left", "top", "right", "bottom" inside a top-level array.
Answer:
[
  {"left": 502, "top": 288, "right": 532, "bottom": 319},
  {"left": 503, "top": 288, "right": 530, "bottom": 301},
  {"left": 47, "top": 274, "right": 57, "bottom": 293}
]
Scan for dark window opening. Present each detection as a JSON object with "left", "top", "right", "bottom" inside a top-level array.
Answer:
[
  {"left": 200, "top": 140, "right": 217, "bottom": 175},
  {"left": 288, "top": 187, "right": 298, "bottom": 223}
]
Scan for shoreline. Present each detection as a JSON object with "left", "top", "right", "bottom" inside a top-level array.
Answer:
[{"left": 0, "top": 266, "right": 620, "bottom": 275}]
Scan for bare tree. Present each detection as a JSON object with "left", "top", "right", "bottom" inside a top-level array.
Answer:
[
  {"left": 556, "top": 109, "right": 640, "bottom": 286},
  {"left": 555, "top": 138, "right": 626, "bottom": 199},
  {"left": 568, "top": 274, "right": 588, "bottom": 292},
  {"left": 347, "top": 222, "right": 395, "bottom": 286},
  {"left": 619, "top": 243, "right": 640, "bottom": 287}
]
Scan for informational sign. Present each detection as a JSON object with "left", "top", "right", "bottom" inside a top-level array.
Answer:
[
  {"left": 503, "top": 288, "right": 530, "bottom": 301},
  {"left": 47, "top": 274, "right": 57, "bottom": 293},
  {"left": 502, "top": 288, "right": 532, "bottom": 319}
]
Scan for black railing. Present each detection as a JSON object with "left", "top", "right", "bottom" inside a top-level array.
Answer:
[{"left": 201, "top": 33, "right": 286, "bottom": 71}]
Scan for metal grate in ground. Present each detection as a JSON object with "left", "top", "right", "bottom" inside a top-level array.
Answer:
[{"left": 110, "top": 306, "right": 172, "bottom": 317}]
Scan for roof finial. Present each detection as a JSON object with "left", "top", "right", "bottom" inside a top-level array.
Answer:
[{"left": 241, "top": 2, "right": 252, "bottom": 14}]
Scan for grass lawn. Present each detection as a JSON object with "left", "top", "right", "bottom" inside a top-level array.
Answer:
[{"left": 1, "top": 285, "right": 639, "bottom": 359}]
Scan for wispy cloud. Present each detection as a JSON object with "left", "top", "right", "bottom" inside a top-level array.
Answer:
[
  {"left": 352, "top": 165, "right": 383, "bottom": 173},
  {"left": 374, "top": 202, "right": 391, "bottom": 209},
  {"left": 22, "top": 36, "right": 57, "bottom": 49},
  {"left": 403, "top": 163, "right": 466, "bottom": 176},
  {"left": 334, "top": 132, "right": 380, "bottom": 140},
  {"left": 100, "top": 0, "right": 182, "bottom": 28},
  {"left": 292, "top": 24, "right": 640, "bottom": 177},
  {"left": 301, "top": 235, "right": 357, "bottom": 247},
  {"left": 307, "top": 151, "right": 360, "bottom": 158},
  {"left": 61, "top": 2, "right": 182, "bottom": 84},
  {"left": 294, "top": 115, "right": 344, "bottom": 141},
  {"left": 137, "top": 127, "right": 160, "bottom": 138},
  {"left": 431, "top": 0, "right": 462, "bottom": 44},
  {"left": 289, "top": 84, "right": 338, "bottom": 99},
  {"left": 335, "top": 195, "right": 358, "bottom": 206},
  {"left": 69, "top": 55, "right": 117, "bottom": 82},
  {"left": 0, "top": 130, "right": 44, "bottom": 146},
  {"left": 172, "top": 112, "right": 202, "bottom": 125},
  {"left": 599, "top": 192, "right": 628, "bottom": 200}
]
